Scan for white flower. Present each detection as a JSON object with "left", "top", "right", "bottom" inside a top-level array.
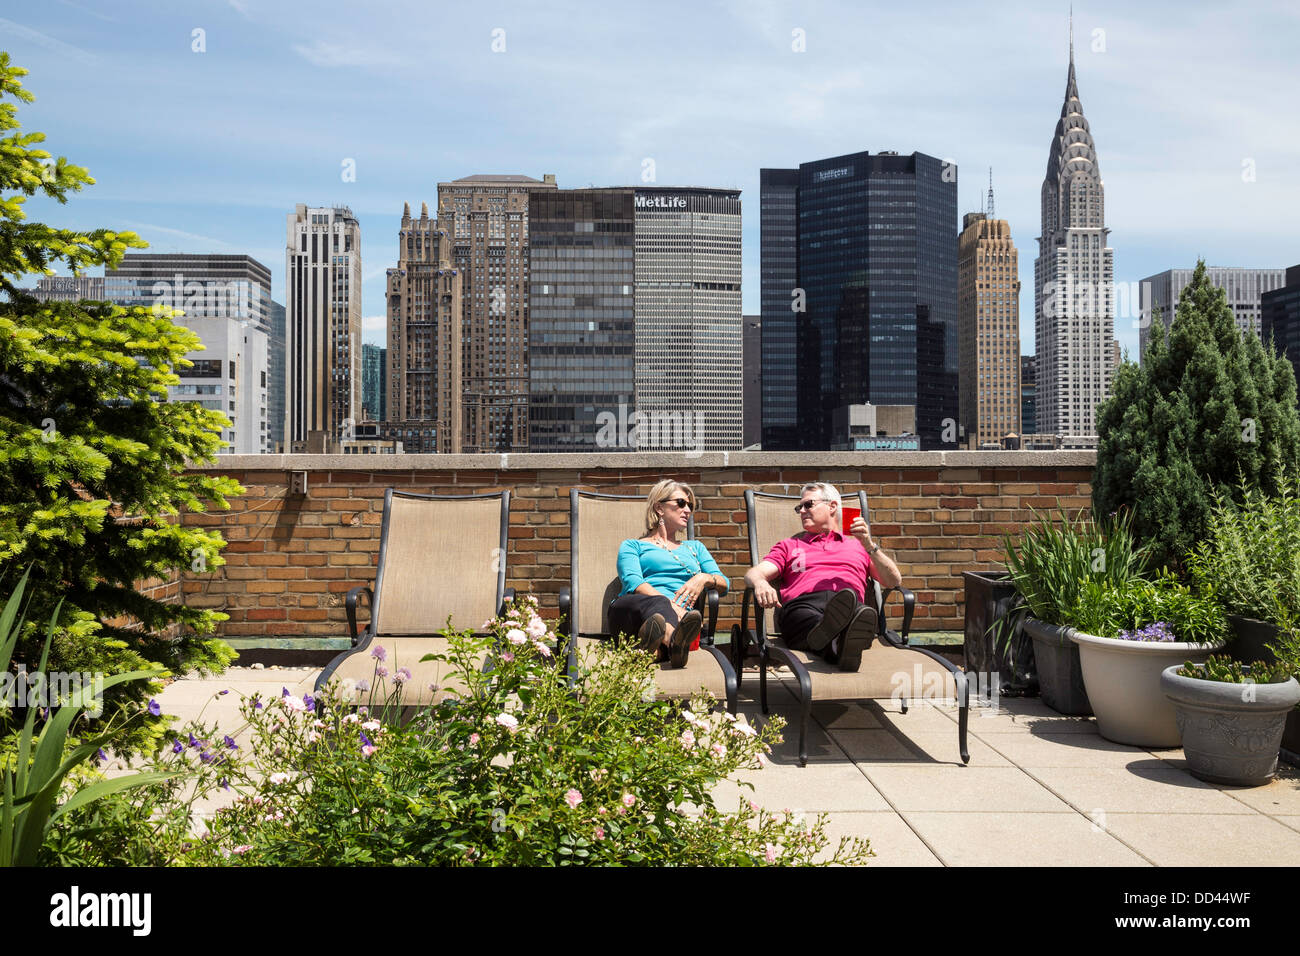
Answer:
[
  {"left": 268, "top": 772, "right": 292, "bottom": 785},
  {"left": 496, "top": 713, "right": 519, "bottom": 733},
  {"left": 506, "top": 628, "right": 527, "bottom": 645},
  {"left": 282, "top": 696, "right": 306, "bottom": 713},
  {"left": 342, "top": 713, "right": 360, "bottom": 725},
  {"left": 361, "top": 719, "right": 382, "bottom": 732},
  {"left": 526, "top": 616, "right": 547, "bottom": 639}
]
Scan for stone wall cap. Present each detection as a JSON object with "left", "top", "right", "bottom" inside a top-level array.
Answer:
[{"left": 191, "top": 450, "right": 1097, "bottom": 471}]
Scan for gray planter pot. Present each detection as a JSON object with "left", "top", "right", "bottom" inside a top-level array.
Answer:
[
  {"left": 961, "top": 571, "right": 1037, "bottom": 696},
  {"left": 1161, "top": 664, "right": 1300, "bottom": 786},
  {"left": 1024, "top": 617, "right": 1091, "bottom": 716},
  {"left": 1226, "top": 615, "right": 1280, "bottom": 667},
  {"left": 1071, "top": 631, "right": 1222, "bottom": 747}
]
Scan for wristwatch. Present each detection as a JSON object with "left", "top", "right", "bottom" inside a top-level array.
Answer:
[{"left": 869, "top": 542, "right": 881, "bottom": 554}]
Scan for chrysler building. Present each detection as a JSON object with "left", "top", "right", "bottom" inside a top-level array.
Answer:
[{"left": 1034, "top": 26, "right": 1114, "bottom": 443}]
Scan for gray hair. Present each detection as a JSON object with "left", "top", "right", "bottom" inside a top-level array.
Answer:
[{"left": 800, "top": 482, "right": 841, "bottom": 510}]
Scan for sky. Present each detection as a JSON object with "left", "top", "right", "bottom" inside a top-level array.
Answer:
[{"left": 5, "top": 0, "right": 1299, "bottom": 359}]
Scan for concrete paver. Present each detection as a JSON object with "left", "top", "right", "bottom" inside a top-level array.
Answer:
[
  {"left": 1098, "top": 813, "right": 1300, "bottom": 867},
  {"left": 903, "top": 811, "right": 1151, "bottom": 866}
]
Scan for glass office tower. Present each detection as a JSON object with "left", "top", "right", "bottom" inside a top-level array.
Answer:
[
  {"left": 527, "top": 188, "right": 636, "bottom": 451},
  {"left": 760, "top": 151, "right": 957, "bottom": 449}
]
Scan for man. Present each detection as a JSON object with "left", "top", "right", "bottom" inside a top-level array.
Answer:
[{"left": 744, "top": 482, "right": 903, "bottom": 671}]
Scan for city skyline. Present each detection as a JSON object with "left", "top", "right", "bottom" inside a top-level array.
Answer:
[{"left": 7, "top": 1, "right": 1300, "bottom": 364}]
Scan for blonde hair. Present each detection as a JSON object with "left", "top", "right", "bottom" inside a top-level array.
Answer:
[{"left": 645, "top": 479, "right": 696, "bottom": 534}]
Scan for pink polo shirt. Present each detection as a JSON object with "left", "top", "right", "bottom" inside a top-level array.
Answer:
[{"left": 763, "top": 531, "right": 875, "bottom": 603}]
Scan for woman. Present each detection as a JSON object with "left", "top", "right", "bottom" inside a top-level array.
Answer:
[{"left": 609, "top": 480, "right": 729, "bottom": 668}]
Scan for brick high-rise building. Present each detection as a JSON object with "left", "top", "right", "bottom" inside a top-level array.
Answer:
[
  {"left": 285, "top": 205, "right": 361, "bottom": 450},
  {"left": 958, "top": 210, "right": 1021, "bottom": 447},
  {"left": 436, "top": 174, "right": 558, "bottom": 452},
  {"left": 1034, "top": 34, "right": 1113, "bottom": 445},
  {"left": 386, "top": 201, "right": 459, "bottom": 452}
]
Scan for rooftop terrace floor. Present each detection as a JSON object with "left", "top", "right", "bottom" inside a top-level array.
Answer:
[{"left": 156, "top": 665, "right": 1300, "bottom": 867}]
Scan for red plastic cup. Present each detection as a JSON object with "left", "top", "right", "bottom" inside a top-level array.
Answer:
[{"left": 841, "top": 506, "right": 861, "bottom": 535}]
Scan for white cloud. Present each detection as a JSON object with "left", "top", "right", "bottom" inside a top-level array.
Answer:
[
  {"left": 291, "top": 40, "right": 404, "bottom": 69},
  {"left": 0, "top": 17, "right": 97, "bottom": 64},
  {"left": 362, "top": 314, "right": 386, "bottom": 332}
]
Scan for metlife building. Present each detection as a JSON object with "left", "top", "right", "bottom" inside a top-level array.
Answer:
[
  {"left": 527, "top": 185, "right": 741, "bottom": 453},
  {"left": 632, "top": 186, "right": 742, "bottom": 452},
  {"left": 760, "top": 151, "right": 958, "bottom": 450}
]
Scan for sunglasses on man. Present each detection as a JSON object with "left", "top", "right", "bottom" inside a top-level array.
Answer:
[{"left": 794, "top": 498, "right": 827, "bottom": 513}]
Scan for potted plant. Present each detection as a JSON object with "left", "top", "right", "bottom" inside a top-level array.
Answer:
[
  {"left": 1161, "top": 655, "right": 1300, "bottom": 786},
  {"left": 997, "top": 508, "right": 1149, "bottom": 716},
  {"left": 962, "top": 571, "right": 1036, "bottom": 697},
  {"left": 1184, "top": 481, "right": 1300, "bottom": 762},
  {"left": 1067, "top": 574, "right": 1227, "bottom": 747}
]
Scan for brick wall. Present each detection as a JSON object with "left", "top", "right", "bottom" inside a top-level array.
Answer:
[{"left": 180, "top": 452, "right": 1095, "bottom": 640}]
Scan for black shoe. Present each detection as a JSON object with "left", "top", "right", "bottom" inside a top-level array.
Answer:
[
  {"left": 806, "top": 589, "right": 858, "bottom": 651},
  {"left": 836, "top": 607, "right": 876, "bottom": 672},
  {"left": 671, "top": 611, "right": 702, "bottom": 669},
  {"left": 638, "top": 614, "right": 667, "bottom": 655}
]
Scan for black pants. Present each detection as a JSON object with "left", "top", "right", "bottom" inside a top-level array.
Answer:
[
  {"left": 608, "top": 592, "right": 681, "bottom": 644},
  {"left": 776, "top": 590, "right": 874, "bottom": 660}
]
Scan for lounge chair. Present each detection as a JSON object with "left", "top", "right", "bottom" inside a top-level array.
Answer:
[
  {"left": 315, "top": 489, "right": 513, "bottom": 705},
  {"left": 733, "top": 489, "right": 970, "bottom": 766},
  {"left": 558, "top": 489, "right": 738, "bottom": 713}
]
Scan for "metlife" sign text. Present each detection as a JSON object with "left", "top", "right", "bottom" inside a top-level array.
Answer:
[{"left": 635, "top": 194, "right": 687, "bottom": 209}]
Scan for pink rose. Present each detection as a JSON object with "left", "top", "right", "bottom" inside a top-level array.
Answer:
[
  {"left": 564, "top": 788, "right": 583, "bottom": 809},
  {"left": 506, "top": 628, "right": 527, "bottom": 645},
  {"left": 594, "top": 826, "right": 605, "bottom": 841},
  {"left": 495, "top": 713, "right": 519, "bottom": 734},
  {"left": 621, "top": 793, "right": 636, "bottom": 808}
]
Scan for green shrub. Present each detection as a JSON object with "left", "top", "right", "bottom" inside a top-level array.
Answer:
[
  {"left": 1093, "top": 261, "right": 1300, "bottom": 571},
  {"left": 185, "top": 598, "right": 873, "bottom": 867}
]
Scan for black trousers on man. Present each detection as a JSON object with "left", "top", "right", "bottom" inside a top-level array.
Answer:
[{"left": 776, "top": 590, "right": 877, "bottom": 662}]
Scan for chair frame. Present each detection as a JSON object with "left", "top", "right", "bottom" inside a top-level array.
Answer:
[
  {"left": 558, "top": 488, "right": 738, "bottom": 713},
  {"left": 316, "top": 488, "right": 515, "bottom": 692},
  {"left": 733, "top": 488, "right": 970, "bottom": 766}
]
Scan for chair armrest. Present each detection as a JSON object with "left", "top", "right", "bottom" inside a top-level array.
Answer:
[
  {"left": 694, "top": 586, "right": 720, "bottom": 646},
  {"left": 880, "top": 585, "right": 916, "bottom": 642},
  {"left": 345, "top": 585, "right": 373, "bottom": 647}
]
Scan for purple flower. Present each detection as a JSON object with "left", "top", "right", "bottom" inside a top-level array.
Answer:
[
  {"left": 370, "top": 645, "right": 387, "bottom": 662},
  {"left": 360, "top": 731, "right": 374, "bottom": 748},
  {"left": 147, "top": 699, "right": 161, "bottom": 717},
  {"left": 251, "top": 694, "right": 263, "bottom": 710},
  {"left": 224, "top": 735, "right": 238, "bottom": 750},
  {"left": 303, "top": 694, "right": 315, "bottom": 711},
  {"left": 281, "top": 686, "right": 291, "bottom": 697},
  {"left": 171, "top": 739, "right": 184, "bottom": 754},
  {"left": 200, "top": 751, "right": 214, "bottom": 764},
  {"left": 219, "top": 689, "right": 229, "bottom": 696},
  {"left": 355, "top": 679, "right": 370, "bottom": 693},
  {"left": 1118, "top": 621, "right": 1176, "bottom": 642},
  {"left": 93, "top": 748, "right": 107, "bottom": 765},
  {"left": 219, "top": 778, "right": 230, "bottom": 791},
  {"left": 188, "top": 733, "right": 202, "bottom": 749},
  {"left": 394, "top": 667, "right": 412, "bottom": 685}
]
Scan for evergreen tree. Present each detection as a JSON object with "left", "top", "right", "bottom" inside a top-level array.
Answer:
[
  {"left": 0, "top": 54, "right": 241, "bottom": 743},
  {"left": 1094, "top": 260, "right": 1300, "bottom": 570}
]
